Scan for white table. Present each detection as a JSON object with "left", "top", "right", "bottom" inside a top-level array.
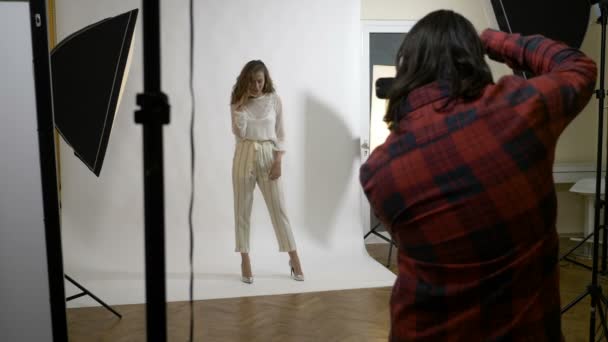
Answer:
[
  {"left": 569, "top": 178, "right": 605, "bottom": 239},
  {"left": 553, "top": 164, "right": 605, "bottom": 255}
]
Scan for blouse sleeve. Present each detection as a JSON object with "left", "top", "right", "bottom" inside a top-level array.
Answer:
[
  {"left": 274, "top": 94, "right": 286, "bottom": 152},
  {"left": 231, "top": 104, "right": 247, "bottom": 138}
]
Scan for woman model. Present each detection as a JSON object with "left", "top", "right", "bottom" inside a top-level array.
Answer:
[{"left": 230, "top": 60, "right": 304, "bottom": 284}]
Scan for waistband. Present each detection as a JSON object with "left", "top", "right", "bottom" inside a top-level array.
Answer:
[{"left": 238, "top": 139, "right": 274, "bottom": 150}]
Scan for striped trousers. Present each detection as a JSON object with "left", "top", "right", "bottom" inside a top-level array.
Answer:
[{"left": 232, "top": 140, "right": 297, "bottom": 253}]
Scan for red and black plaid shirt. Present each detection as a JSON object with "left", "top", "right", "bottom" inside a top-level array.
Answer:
[{"left": 360, "top": 29, "right": 597, "bottom": 341}]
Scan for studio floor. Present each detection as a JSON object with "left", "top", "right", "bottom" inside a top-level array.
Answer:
[{"left": 68, "top": 240, "right": 608, "bottom": 341}]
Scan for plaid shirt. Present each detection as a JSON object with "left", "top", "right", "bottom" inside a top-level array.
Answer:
[{"left": 360, "top": 29, "right": 597, "bottom": 341}]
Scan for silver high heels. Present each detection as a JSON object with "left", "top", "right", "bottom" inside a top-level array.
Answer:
[
  {"left": 241, "top": 263, "right": 253, "bottom": 284},
  {"left": 289, "top": 260, "right": 304, "bottom": 281}
]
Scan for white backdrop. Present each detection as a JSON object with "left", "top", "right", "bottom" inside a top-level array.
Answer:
[{"left": 56, "top": 0, "right": 394, "bottom": 306}]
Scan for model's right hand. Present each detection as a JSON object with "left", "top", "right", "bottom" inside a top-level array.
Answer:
[{"left": 238, "top": 90, "right": 255, "bottom": 109}]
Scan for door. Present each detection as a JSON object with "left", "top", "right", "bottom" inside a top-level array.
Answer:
[{"left": 360, "top": 21, "right": 415, "bottom": 243}]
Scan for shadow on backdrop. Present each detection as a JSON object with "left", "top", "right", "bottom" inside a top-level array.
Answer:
[{"left": 303, "top": 94, "right": 360, "bottom": 247}]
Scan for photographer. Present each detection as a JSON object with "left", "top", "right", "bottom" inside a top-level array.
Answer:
[{"left": 360, "top": 9, "right": 597, "bottom": 341}]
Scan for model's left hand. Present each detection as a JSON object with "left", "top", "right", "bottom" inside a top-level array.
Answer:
[{"left": 269, "top": 160, "right": 282, "bottom": 180}]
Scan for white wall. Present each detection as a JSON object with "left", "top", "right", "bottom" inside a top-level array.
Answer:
[
  {"left": 56, "top": 0, "right": 363, "bottom": 301},
  {"left": 361, "top": 0, "right": 601, "bottom": 235},
  {"left": 0, "top": 2, "right": 54, "bottom": 340}
]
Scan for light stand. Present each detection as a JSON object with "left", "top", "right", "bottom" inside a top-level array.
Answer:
[
  {"left": 50, "top": 7, "right": 139, "bottom": 323},
  {"left": 134, "top": 1, "right": 170, "bottom": 341},
  {"left": 64, "top": 275, "right": 121, "bottom": 318},
  {"left": 364, "top": 221, "right": 398, "bottom": 267},
  {"left": 561, "top": 2, "right": 608, "bottom": 341}
]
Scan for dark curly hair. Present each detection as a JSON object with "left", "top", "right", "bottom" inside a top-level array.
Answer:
[
  {"left": 231, "top": 60, "right": 275, "bottom": 106},
  {"left": 385, "top": 10, "right": 493, "bottom": 131}
]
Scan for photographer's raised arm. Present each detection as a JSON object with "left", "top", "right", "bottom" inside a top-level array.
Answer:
[{"left": 481, "top": 29, "right": 597, "bottom": 136}]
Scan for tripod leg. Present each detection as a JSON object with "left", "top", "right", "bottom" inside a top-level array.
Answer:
[
  {"left": 564, "top": 257, "right": 592, "bottom": 271},
  {"left": 387, "top": 241, "right": 394, "bottom": 268},
  {"left": 66, "top": 292, "right": 87, "bottom": 301},
  {"left": 597, "top": 299, "right": 608, "bottom": 341},
  {"left": 562, "top": 290, "right": 590, "bottom": 315},
  {"left": 65, "top": 275, "right": 122, "bottom": 319},
  {"left": 560, "top": 231, "right": 595, "bottom": 261},
  {"left": 364, "top": 222, "right": 382, "bottom": 239},
  {"left": 600, "top": 291, "right": 608, "bottom": 310},
  {"left": 601, "top": 222, "right": 608, "bottom": 276},
  {"left": 372, "top": 231, "right": 393, "bottom": 244}
]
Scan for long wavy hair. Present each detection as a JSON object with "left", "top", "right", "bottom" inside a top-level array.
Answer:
[
  {"left": 231, "top": 60, "right": 275, "bottom": 106},
  {"left": 384, "top": 10, "right": 493, "bottom": 130}
]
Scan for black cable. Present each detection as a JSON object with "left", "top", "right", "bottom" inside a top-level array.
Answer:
[{"left": 188, "top": 0, "right": 196, "bottom": 340}]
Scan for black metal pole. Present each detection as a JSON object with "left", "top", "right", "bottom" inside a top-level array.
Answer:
[
  {"left": 135, "top": 1, "right": 170, "bottom": 341},
  {"left": 29, "top": 1, "right": 69, "bottom": 340},
  {"left": 589, "top": 3, "right": 608, "bottom": 340},
  {"left": 143, "top": 1, "right": 161, "bottom": 92},
  {"left": 602, "top": 3, "right": 608, "bottom": 277}
]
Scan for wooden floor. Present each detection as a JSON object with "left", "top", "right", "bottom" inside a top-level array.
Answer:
[{"left": 67, "top": 240, "right": 608, "bottom": 341}]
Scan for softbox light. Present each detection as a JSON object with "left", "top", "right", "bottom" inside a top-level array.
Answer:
[
  {"left": 51, "top": 9, "right": 138, "bottom": 176},
  {"left": 490, "top": 0, "right": 589, "bottom": 49}
]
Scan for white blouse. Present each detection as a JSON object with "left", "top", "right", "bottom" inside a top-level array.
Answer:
[{"left": 231, "top": 92, "right": 285, "bottom": 151}]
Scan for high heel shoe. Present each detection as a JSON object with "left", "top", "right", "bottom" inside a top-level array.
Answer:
[
  {"left": 241, "top": 263, "right": 253, "bottom": 284},
  {"left": 289, "top": 260, "right": 304, "bottom": 281}
]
